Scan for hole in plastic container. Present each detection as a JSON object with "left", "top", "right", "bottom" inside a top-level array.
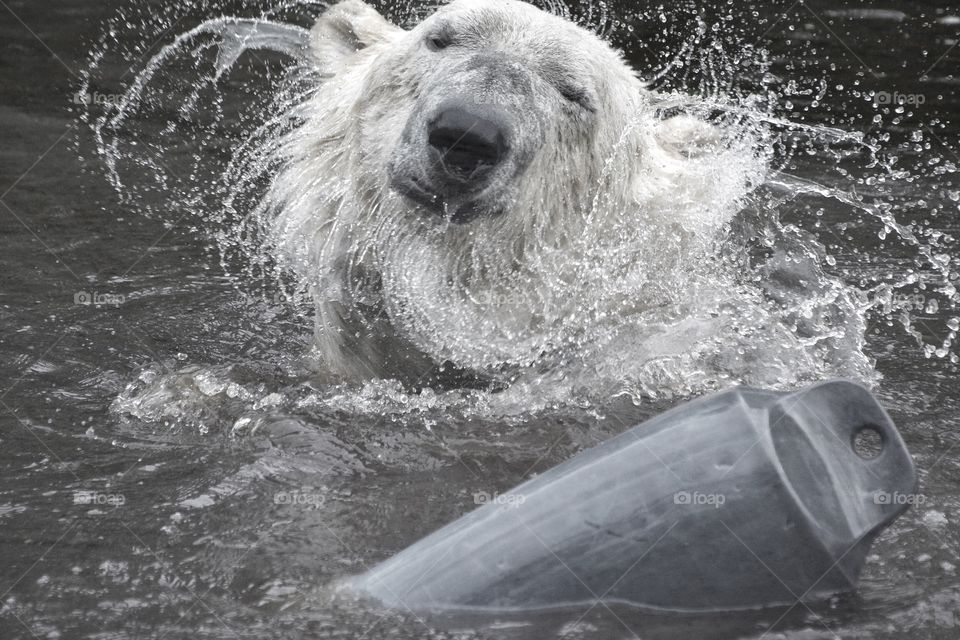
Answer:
[{"left": 852, "top": 425, "right": 884, "bottom": 459}]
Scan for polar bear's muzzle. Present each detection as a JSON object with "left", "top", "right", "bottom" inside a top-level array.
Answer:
[
  {"left": 426, "top": 104, "right": 509, "bottom": 185},
  {"left": 388, "top": 54, "right": 543, "bottom": 225},
  {"left": 389, "top": 99, "right": 524, "bottom": 225}
]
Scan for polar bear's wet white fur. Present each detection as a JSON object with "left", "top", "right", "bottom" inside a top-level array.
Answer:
[{"left": 267, "top": 0, "right": 762, "bottom": 387}]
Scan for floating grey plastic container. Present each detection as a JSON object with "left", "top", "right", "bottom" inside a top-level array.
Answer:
[{"left": 346, "top": 380, "right": 916, "bottom": 612}]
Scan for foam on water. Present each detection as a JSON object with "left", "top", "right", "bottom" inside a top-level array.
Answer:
[{"left": 82, "top": 0, "right": 959, "bottom": 423}]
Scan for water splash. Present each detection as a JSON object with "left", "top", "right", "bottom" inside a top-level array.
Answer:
[{"left": 83, "top": 0, "right": 959, "bottom": 423}]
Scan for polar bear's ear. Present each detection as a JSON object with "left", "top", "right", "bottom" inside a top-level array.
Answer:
[{"left": 310, "top": 0, "right": 402, "bottom": 73}]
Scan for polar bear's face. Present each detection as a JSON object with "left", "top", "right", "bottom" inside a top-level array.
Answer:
[
  {"left": 311, "top": 0, "right": 645, "bottom": 227},
  {"left": 386, "top": 1, "right": 603, "bottom": 223}
]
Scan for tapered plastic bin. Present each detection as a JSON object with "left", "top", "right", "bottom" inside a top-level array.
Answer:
[{"left": 347, "top": 380, "right": 916, "bottom": 612}]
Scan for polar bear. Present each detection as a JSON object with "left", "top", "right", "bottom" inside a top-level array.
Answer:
[{"left": 267, "top": 0, "right": 757, "bottom": 388}]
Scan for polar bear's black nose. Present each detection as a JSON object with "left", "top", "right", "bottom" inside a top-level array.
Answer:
[{"left": 428, "top": 107, "right": 507, "bottom": 183}]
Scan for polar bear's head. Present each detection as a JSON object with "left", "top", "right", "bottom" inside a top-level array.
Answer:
[
  {"left": 272, "top": 0, "right": 744, "bottom": 384},
  {"left": 310, "top": 0, "right": 648, "bottom": 226}
]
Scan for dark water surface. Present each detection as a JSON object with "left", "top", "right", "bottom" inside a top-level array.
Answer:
[{"left": 2, "top": 1, "right": 960, "bottom": 638}]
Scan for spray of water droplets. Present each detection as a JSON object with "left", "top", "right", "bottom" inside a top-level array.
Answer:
[{"left": 83, "top": 0, "right": 958, "bottom": 419}]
